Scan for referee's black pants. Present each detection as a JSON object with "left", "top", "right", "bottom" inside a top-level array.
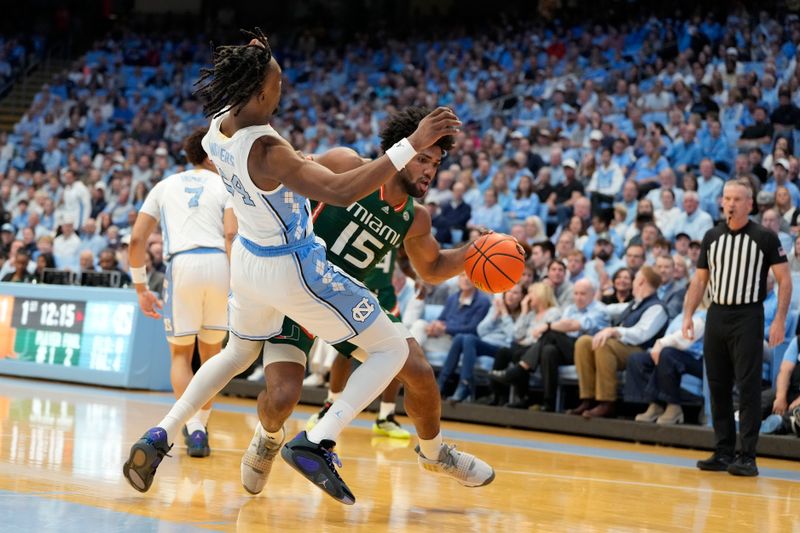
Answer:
[{"left": 703, "top": 303, "right": 764, "bottom": 458}]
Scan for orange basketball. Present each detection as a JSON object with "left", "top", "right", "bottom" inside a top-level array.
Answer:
[{"left": 463, "top": 233, "right": 525, "bottom": 293}]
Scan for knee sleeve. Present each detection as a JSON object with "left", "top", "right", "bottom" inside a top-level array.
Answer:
[
  {"left": 198, "top": 328, "right": 227, "bottom": 345},
  {"left": 224, "top": 334, "right": 265, "bottom": 374},
  {"left": 166, "top": 334, "right": 196, "bottom": 346},
  {"left": 351, "top": 314, "right": 410, "bottom": 374}
]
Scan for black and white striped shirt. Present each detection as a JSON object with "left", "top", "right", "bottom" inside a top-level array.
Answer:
[{"left": 697, "top": 221, "right": 787, "bottom": 305}]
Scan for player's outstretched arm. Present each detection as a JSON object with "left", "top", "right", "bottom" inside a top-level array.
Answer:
[
  {"left": 403, "top": 205, "right": 470, "bottom": 285},
  {"left": 252, "top": 107, "right": 460, "bottom": 207},
  {"left": 129, "top": 212, "right": 163, "bottom": 318}
]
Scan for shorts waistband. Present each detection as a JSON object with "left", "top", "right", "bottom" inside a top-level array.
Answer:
[
  {"left": 237, "top": 234, "right": 314, "bottom": 257},
  {"left": 168, "top": 247, "right": 226, "bottom": 261},
  {"left": 709, "top": 302, "right": 763, "bottom": 311}
]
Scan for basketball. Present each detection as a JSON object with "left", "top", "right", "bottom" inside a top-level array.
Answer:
[{"left": 464, "top": 233, "right": 525, "bottom": 293}]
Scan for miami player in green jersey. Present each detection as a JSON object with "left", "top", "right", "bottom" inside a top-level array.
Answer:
[{"left": 241, "top": 107, "right": 496, "bottom": 498}]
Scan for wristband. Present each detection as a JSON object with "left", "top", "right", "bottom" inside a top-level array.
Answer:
[
  {"left": 386, "top": 137, "right": 417, "bottom": 171},
  {"left": 130, "top": 265, "right": 147, "bottom": 285}
]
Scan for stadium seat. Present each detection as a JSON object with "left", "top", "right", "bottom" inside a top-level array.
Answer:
[{"left": 422, "top": 304, "right": 444, "bottom": 322}]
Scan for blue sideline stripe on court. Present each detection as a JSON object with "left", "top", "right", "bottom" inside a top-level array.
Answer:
[
  {"left": 1, "top": 377, "right": 798, "bottom": 482},
  {"left": 0, "top": 489, "right": 214, "bottom": 532}
]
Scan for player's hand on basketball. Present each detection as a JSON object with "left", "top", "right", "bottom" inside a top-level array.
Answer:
[
  {"left": 768, "top": 320, "right": 785, "bottom": 347},
  {"left": 137, "top": 290, "right": 163, "bottom": 319},
  {"left": 681, "top": 315, "right": 694, "bottom": 340},
  {"left": 407, "top": 107, "right": 461, "bottom": 151},
  {"left": 773, "top": 395, "right": 789, "bottom": 415}
]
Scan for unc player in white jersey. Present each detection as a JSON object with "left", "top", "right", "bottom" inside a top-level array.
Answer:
[
  {"left": 122, "top": 29, "right": 459, "bottom": 505},
  {"left": 126, "top": 129, "right": 235, "bottom": 458}
]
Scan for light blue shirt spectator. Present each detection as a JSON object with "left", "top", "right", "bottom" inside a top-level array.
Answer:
[
  {"left": 664, "top": 311, "right": 706, "bottom": 359},
  {"left": 588, "top": 162, "right": 625, "bottom": 198},
  {"left": 696, "top": 171, "right": 724, "bottom": 219},
  {"left": 584, "top": 256, "right": 625, "bottom": 288},
  {"left": 700, "top": 131, "right": 733, "bottom": 169},
  {"left": 763, "top": 178, "right": 800, "bottom": 208},
  {"left": 673, "top": 193, "right": 714, "bottom": 241},
  {"left": 469, "top": 189, "right": 507, "bottom": 233},
  {"left": 667, "top": 138, "right": 703, "bottom": 170},
  {"left": 646, "top": 186, "right": 685, "bottom": 211},
  {"left": 632, "top": 155, "right": 668, "bottom": 183},
  {"left": 476, "top": 305, "right": 519, "bottom": 347},
  {"left": 41, "top": 147, "right": 63, "bottom": 173},
  {"left": 560, "top": 300, "right": 609, "bottom": 338}
]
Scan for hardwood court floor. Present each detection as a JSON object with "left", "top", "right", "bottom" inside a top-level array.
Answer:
[{"left": 0, "top": 375, "right": 798, "bottom": 532}]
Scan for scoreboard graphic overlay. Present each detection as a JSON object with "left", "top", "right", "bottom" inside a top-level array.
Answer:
[{"left": 0, "top": 285, "right": 171, "bottom": 390}]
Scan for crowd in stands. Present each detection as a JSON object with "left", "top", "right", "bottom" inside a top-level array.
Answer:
[
  {"left": 1, "top": 8, "right": 800, "bottom": 429},
  {"left": 0, "top": 34, "right": 42, "bottom": 91}
]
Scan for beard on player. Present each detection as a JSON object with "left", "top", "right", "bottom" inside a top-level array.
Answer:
[{"left": 398, "top": 167, "right": 430, "bottom": 198}]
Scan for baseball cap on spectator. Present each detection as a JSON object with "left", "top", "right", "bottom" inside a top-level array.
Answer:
[
  {"left": 121, "top": 234, "right": 131, "bottom": 246},
  {"left": 1, "top": 223, "right": 15, "bottom": 233},
  {"left": 60, "top": 215, "right": 76, "bottom": 226},
  {"left": 675, "top": 232, "right": 691, "bottom": 242},
  {"left": 563, "top": 158, "right": 577, "bottom": 169},
  {"left": 538, "top": 129, "right": 552, "bottom": 139},
  {"left": 154, "top": 147, "right": 168, "bottom": 156},
  {"left": 757, "top": 190, "right": 775, "bottom": 205},
  {"left": 95, "top": 181, "right": 107, "bottom": 191},
  {"left": 589, "top": 130, "right": 603, "bottom": 142},
  {"left": 726, "top": 47, "right": 739, "bottom": 57},
  {"left": 510, "top": 130, "right": 524, "bottom": 139},
  {"left": 775, "top": 158, "right": 790, "bottom": 170}
]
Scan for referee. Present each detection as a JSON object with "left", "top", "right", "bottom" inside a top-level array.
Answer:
[{"left": 683, "top": 178, "right": 791, "bottom": 477}]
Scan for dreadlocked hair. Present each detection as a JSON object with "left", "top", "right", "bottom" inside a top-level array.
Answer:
[
  {"left": 380, "top": 106, "right": 455, "bottom": 154},
  {"left": 194, "top": 28, "right": 273, "bottom": 118}
]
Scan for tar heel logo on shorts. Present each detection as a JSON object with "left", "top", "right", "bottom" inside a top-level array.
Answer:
[{"left": 351, "top": 297, "right": 375, "bottom": 323}]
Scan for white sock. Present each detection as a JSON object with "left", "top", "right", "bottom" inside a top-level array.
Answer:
[
  {"left": 307, "top": 318, "right": 409, "bottom": 444},
  {"left": 258, "top": 423, "right": 284, "bottom": 443},
  {"left": 418, "top": 432, "right": 443, "bottom": 460},
  {"left": 157, "top": 336, "right": 262, "bottom": 443},
  {"left": 186, "top": 416, "right": 205, "bottom": 435},
  {"left": 327, "top": 391, "right": 341, "bottom": 403},
  {"left": 378, "top": 402, "right": 395, "bottom": 420},
  {"left": 196, "top": 408, "right": 211, "bottom": 427}
]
